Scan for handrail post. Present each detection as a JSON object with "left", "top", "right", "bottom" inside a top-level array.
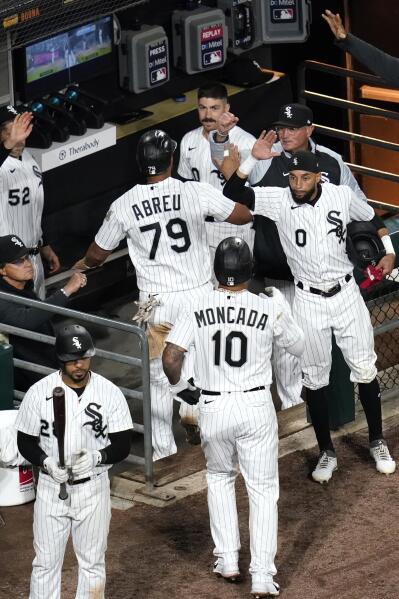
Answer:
[{"left": 137, "top": 327, "right": 154, "bottom": 491}]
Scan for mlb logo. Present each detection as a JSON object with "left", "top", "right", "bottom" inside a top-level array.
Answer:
[
  {"left": 151, "top": 67, "right": 167, "bottom": 84},
  {"left": 204, "top": 50, "right": 222, "bottom": 66}
]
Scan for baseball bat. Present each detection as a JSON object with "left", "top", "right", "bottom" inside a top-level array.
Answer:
[{"left": 53, "top": 386, "right": 68, "bottom": 500}]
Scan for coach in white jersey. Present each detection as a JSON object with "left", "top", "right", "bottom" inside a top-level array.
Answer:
[
  {"left": 177, "top": 83, "right": 259, "bottom": 263},
  {"left": 163, "top": 237, "right": 304, "bottom": 598},
  {"left": 73, "top": 129, "right": 252, "bottom": 461},
  {"left": 16, "top": 324, "right": 133, "bottom": 599},
  {"left": 223, "top": 145, "right": 396, "bottom": 483},
  {"left": 0, "top": 105, "right": 60, "bottom": 298}
]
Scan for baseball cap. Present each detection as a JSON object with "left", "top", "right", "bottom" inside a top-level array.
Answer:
[
  {"left": 0, "top": 104, "right": 18, "bottom": 126},
  {"left": 273, "top": 103, "right": 313, "bottom": 128},
  {"left": 0, "top": 235, "right": 28, "bottom": 264},
  {"left": 287, "top": 151, "right": 320, "bottom": 173}
]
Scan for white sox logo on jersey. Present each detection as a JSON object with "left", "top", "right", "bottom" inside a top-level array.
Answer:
[
  {"left": 284, "top": 106, "right": 293, "bottom": 119},
  {"left": 83, "top": 403, "right": 107, "bottom": 438},
  {"left": 32, "top": 164, "right": 43, "bottom": 187},
  {"left": 72, "top": 336, "right": 82, "bottom": 350},
  {"left": 327, "top": 210, "right": 346, "bottom": 243}
]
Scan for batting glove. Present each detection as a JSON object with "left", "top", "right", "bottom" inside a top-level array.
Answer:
[
  {"left": 71, "top": 449, "right": 102, "bottom": 477},
  {"left": 170, "top": 377, "right": 201, "bottom": 406},
  {"left": 43, "top": 457, "right": 68, "bottom": 484}
]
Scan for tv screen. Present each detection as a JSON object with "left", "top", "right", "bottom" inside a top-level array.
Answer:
[{"left": 15, "top": 15, "right": 114, "bottom": 101}]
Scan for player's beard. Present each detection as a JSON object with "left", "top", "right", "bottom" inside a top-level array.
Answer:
[{"left": 290, "top": 183, "right": 318, "bottom": 204}]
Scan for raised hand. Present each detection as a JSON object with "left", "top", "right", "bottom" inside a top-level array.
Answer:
[
  {"left": 251, "top": 130, "right": 280, "bottom": 160},
  {"left": 322, "top": 10, "right": 347, "bottom": 40},
  {"left": 4, "top": 112, "right": 33, "bottom": 149},
  {"left": 215, "top": 111, "right": 239, "bottom": 136}
]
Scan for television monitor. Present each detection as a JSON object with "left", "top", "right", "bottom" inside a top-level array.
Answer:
[{"left": 15, "top": 15, "right": 114, "bottom": 101}]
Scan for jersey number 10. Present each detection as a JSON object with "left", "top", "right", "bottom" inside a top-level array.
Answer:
[{"left": 212, "top": 330, "right": 248, "bottom": 367}]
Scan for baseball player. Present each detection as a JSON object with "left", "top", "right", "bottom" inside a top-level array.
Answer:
[
  {"left": 216, "top": 104, "right": 372, "bottom": 411},
  {"left": 0, "top": 111, "right": 33, "bottom": 167},
  {"left": 162, "top": 237, "right": 304, "bottom": 598},
  {"left": 223, "top": 144, "right": 396, "bottom": 483},
  {"left": 177, "top": 83, "right": 260, "bottom": 266},
  {"left": 15, "top": 324, "right": 133, "bottom": 599},
  {"left": 0, "top": 105, "right": 60, "bottom": 299},
  {"left": 73, "top": 129, "right": 252, "bottom": 461}
]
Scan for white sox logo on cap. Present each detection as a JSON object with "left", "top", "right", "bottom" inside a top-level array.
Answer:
[
  {"left": 72, "top": 336, "right": 82, "bottom": 350},
  {"left": 284, "top": 106, "right": 293, "bottom": 119},
  {"left": 7, "top": 105, "right": 18, "bottom": 116},
  {"left": 293, "top": 157, "right": 298, "bottom": 166},
  {"left": 11, "top": 236, "right": 23, "bottom": 247}
]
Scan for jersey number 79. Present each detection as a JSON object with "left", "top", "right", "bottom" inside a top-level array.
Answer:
[{"left": 139, "top": 217, "right": 191, "bottom": 259}]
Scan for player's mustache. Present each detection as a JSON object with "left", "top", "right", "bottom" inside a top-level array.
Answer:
[{"left": 201, "top": 119, "right": 216, "bottom": 123}]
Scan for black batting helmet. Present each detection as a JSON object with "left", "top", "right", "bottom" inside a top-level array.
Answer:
[
  {"left": 136, "top": 129, "right": 177, "bottom": 176},
  {"left": 214, "top": 237, "right": 253, "bottom": 286},
  {"left": 346, "top": 221, "right": 385, "bottom": 269},
  {"left": 55, "top": 324, "right": 95, "bottom": 362}
]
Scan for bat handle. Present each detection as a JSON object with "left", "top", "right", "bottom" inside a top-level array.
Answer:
[{"left": 59, "top": 482, "right": 68, "bottom": 501}]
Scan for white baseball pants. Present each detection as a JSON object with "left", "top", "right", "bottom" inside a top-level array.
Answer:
[
  {"left": 199, "top": 389, "right": 279, "bottom": 581},
  {"left": 293, "top": 277, "right": 377, "bottom": 390},
  {"left": 30, "top": 472, "right": 111, "bottom": 599}
]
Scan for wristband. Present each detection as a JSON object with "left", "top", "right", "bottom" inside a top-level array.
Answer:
[
  {"left": 170, "top": 379, "right": 189, "bottom": 395},
  {"left": 381, "top": 235, "right": 396, "bottom": 255},
  {"left": 215, "top": 130, "right": 229, "bottom": 142},
  {"left": 238, "top": 154, "right": 258, "bottom": 177}
]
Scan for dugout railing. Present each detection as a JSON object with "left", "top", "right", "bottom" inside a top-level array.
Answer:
[
  {"left": 0, "top": 290, "right": 158, "bottom": 493},
  {"left": 298, "top": 60, "right": 399, "bottom": 396}
]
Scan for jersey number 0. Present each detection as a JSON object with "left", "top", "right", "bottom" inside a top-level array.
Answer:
[{"left": 139, "top": 217, "right": 191, "bottom": 259}]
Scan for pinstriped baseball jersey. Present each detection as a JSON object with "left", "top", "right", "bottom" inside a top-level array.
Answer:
[
  {"left": 178, "top": 125, "right": 257, "bottom": 249},
  {"left": 0, "top": 150, "right": 43, "bottom": 247},
  {"left": 252, "top": 182, "right": 374, "bottom": 285},
  {"left": 95, "top": 176, "right": 235, "bottom": 293},
  {"left": 15, "top": 370, "right": 133, "bottom": 478},
  {"left": 167, "top": 288, "right": 303, "bottom": 391}
]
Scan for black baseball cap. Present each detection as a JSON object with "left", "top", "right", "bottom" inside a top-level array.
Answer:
[
  {"left": 0, "top": 104, "right": 18, "bottom": 126},
  {"left": 287, "top": 151, "right": 320, "bottom": 173},
  {"left": 273, "top": 103, "right": 313, "bottom": 128},
  {"left": 0, "top": 235, "right": 28, "bottom": 264}
]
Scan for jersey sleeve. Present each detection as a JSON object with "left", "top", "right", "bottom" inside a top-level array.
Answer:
[
  {"left": 348, "top": 188, "right": 375, "bottom": 221},
  {"left": 95, "top": 204, "right": 126, "bottom": 251},
  {"left": 166, "top": 310, "right": 195, "bottom": 352},
  {"left": 253, "top": 187, "right": 284, "bottom": 222},
  {"left": 177, "top": 135, "right": 193, "bottom": 180},
  {"left": 14, "top": 388, "right": 42, "bottom": 436},
  {"left": 107, "top": 385, "right": 134, "bottom": 433},
  {"left": 199, "top": 182, "right": 236, "bottom": 222}
]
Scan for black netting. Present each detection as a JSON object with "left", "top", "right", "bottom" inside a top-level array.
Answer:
[
  {"left": 0, "top": 0, "right": 148, "bottom": 52},
  {"left": 355, "top": 270, "right": 399, "bottom": 397}
]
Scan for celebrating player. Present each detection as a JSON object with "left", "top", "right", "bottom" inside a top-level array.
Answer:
[
  {"left": 0, "top": 105, "right": 60, "bottom": 298},
  {"left": 15, "top": 324, "right": 133, "bottom": 599},
  {"left": 215, "top": 103, "right": 371, "bottom": 410},
  {"left": 223, "top": 144, "right": 396, "bottom": 483},
  {"left": 73, "top": 129, "right": 252, "bottom": 460},
  {"left": 0, "top": 110, "right": 33, "bottom": 167},
  {"left": 177, "top": 83, "right": 261, "bottom": 264},
  {"left": 162, "top": 237, "right": 304, "bottom": 598}
]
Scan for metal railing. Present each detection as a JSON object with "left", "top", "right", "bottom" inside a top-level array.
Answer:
[
  {"left": 0, "top": 290, "right": 154, "bottom": 491},
  {"left": 297, "top": 60, "right": 399, "bottom": 216}
]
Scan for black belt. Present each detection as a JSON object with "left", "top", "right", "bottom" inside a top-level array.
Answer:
[
  {"left": 296, "top": 274, "right": 351, "bottom": 297},
  {"left": 29, "top": 246, "right": 40, "bottom": 256},
  {"left": 202, "top": 386, "right": 265, "bottom": 396},
  {"left": 41, "top": 471, "right": 94, "bottom": 485}
]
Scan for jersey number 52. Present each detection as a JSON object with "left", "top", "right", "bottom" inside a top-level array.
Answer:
[{"left": 139, "top": 218, "right": 191, "bottom": 259}]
